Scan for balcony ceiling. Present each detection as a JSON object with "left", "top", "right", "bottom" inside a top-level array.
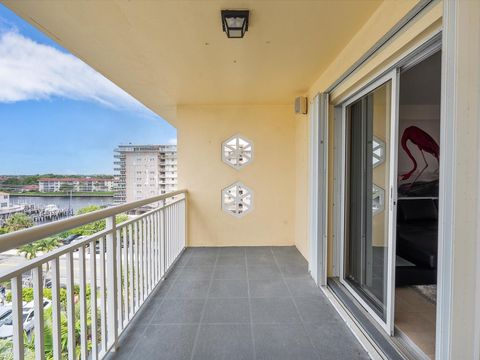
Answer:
[{"left": 2, "top": 0, "right": 382, "bottom": 121}]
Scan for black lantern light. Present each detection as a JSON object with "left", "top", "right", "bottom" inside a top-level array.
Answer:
[{"left": 221, "top": 10, "right": 249, "bottom": 38}]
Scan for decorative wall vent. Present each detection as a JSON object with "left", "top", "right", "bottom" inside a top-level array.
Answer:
[
  {"left": 222, "top": 135, "right": 253, "bottom": 169},
  {"left": 372, "top": 136, "right": 386, "bottom": 168},
  {"left": 222, "top": 182, "right": 253, "bottom": 217},
  {"left": 372, "top": 184, "right": 385, "bottom": 216}
]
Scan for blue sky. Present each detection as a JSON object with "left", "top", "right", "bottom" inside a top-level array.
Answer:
[{"left": 0, "top": 5, "right": 176, "bottom": 175}]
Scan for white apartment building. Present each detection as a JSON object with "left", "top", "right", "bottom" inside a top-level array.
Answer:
[
  {"left": 38, "top": 178, "right": 114, "bottom": 193},
  {"left": 0, "top": 192, "right": 9, "bottom": 209},
  {"left": 114, "top": 144, "right": 177, "bottom": 203}
]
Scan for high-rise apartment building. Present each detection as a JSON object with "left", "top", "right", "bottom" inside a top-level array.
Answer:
[{"left": 114, "top": 144, "right": 177, "bottom": 204}]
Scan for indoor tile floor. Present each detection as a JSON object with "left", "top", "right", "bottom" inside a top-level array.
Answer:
[
  {"left": 395, "top": 287, "right": 437, "bottom": 359},
  {"left": 106, "top": 246, "right": 369, "bottom": 360}
]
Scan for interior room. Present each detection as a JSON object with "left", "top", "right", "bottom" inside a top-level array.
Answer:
[{"left": 395, "top": 51, "right": 442, "bottom": 359}]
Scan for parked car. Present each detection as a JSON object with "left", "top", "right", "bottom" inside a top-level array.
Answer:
[
  {"left": 0, "top": 306, "right": 12, "bottom": 327},
  {"left": 62, "top": 234, "right": 81, "bottom": 245},
  {"left": 0, "top": 299, "right": 51, "bottom": 339},
  {"left": 73, "top": 236, "right": 86, "bottom": 252}
]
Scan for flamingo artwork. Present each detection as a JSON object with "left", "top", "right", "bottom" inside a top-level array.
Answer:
[{"left": 400, "top": 125, "right": 440, "bottom": 185}]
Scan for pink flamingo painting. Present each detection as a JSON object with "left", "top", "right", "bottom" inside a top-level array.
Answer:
[{"left": 400, "top": 126, "right": 440, "bottom": 185}]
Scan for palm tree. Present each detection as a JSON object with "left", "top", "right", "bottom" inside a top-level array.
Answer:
[
  {"left": 3, "top": 213, "right": 33, "bottom": 233},
  {"left": 17, "top": 237, "right": 60, "bottom": 260},
  {"left": 35, "top": 237, "right": 60, "bottom": 285},
  {"left": 17, "top": 242, "right": 38, "bottom": 260},
  {"left": 35, "top": 237, "right": 60, "bottom": 254},
  {"left": 17, "top": 237, "right": 60, "bottom": 286},
  {"left": 17, "top": 242, "right": 40, "bottom": 284}
]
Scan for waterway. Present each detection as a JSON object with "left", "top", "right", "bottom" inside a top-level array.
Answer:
[{"left": 9, "top": 195, "right": 114, "bottom": 213}]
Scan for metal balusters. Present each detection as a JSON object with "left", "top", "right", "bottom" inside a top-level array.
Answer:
[
  {"left": 90, "top": 240, "right": 98, "bottom": 360},
  {"left": 115, "top": 228, "right": 123, "bottom": 331},
  {"left": 147, "top": 215, "right": 153, "bottom": 292},
  {"left": 106, "top": 216, "right": 118, "bottom": 351},
  {"left": 78, "top": 246, "right": 88, "bottom": 360},
  {"left": 98, "top": 236, "right": 107, "bottom": 356},
  {"left": 139, "top": 218, "right": 145, "bottom": 304},
  {"left": 157, "top": 210, "right": 161, "bottom": 281},
  {"left": 144, "top": 216, "right": 149, "bottom": 295},
  {"left": 122, "top": 226, "right": 128, "bottom": 324},
  {"left": 160, "top": 203, "right": 165, "bottom": 279},
  {"left": 166, "top": 206, "right": 170, "bottom": 269},
  {"left": 32, "top": 266, "right": 45, "bottom": 360},
  {"left": 11, "top": 276, "right": 24, "bottom": 360},
  {"left": 151, "top": 214, "right": 156, "bottom": 285},
  {"left": 168, "top": 206, "right": 172, "bottom": 268},
  {"left": 51, "top": 258, "right": 62, "bottom": 360},
  {"left": 66, "top": 252, "right": 76, "bottom": 360},
  {"left": 154, "top": 211, "right": 159, "bottom": 284},
  {"left": 174, "top": 203, "right": 178, "bottom": 261},
  {"left": 0, "top": 191, "right": 186, "bottom": 360},
  {"left": 128, "top": 224, "right": 134, "bottom": 319},
  {"left": 150, "top": 214, "right": 155, "bottom": 285},
  {"left": 134, "top": 221, "right": 140, "bottom": 311}
]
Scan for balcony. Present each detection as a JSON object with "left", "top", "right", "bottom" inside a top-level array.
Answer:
[
  {"left": 106, "top": 246, "right": 368, "bottom": 360},
  {"left": 0, "top": 192, "right": 368, "bottom": 360}
]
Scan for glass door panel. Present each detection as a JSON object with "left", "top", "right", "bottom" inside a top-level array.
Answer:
[{"left": 342, "top": 76, "right": 396, "bottom": 332}]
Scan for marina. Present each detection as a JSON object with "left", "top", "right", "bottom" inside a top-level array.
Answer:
[
  {"left": 0, "top": 193, "right": 114, "bottom": 227},
  {"left": 0, "top": 203, "right": 74, "bottom": 227}
]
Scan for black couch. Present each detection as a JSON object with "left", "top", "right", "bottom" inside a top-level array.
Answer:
[{"left": 395, "top": 198, "right": 438, "bottom": 286}]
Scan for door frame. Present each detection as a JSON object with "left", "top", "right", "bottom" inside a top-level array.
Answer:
[
  {"left": 309, "top": 93, "right": 329, "bottom": 286},
  {"left": 337, "top": 69, "right": 399, "bottom": 334},
  {"left": 327, "top": 32, "right": 442, "bottom": 351}
]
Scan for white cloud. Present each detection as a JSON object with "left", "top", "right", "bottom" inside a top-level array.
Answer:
[
  {"left": 0, "top": 30, "right": 146, "bottom": 111},
  {"left": 168, "top": 138, "right": 177, "bottom": 145}
]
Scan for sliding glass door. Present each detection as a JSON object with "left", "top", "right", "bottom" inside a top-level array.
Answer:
[{"left": 340, "top": 71, "right": 398, "bottom": 334}]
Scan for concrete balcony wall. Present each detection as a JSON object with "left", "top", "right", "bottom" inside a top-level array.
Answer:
[{"left": 177, "top": 104, "right": 298, "bottom": 250}]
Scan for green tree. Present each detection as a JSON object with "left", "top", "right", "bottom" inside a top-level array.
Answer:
[
  {"left": 64, "top": 205, "right": 128, "bottom": 237},
  {"left": 20, "top": 286, "right": 95, "bottom": 360},
  {"left": 3, "top": 213, "right": 33, "bottom": 233},
  {"left": 17, "top": 242, "right": 38, "bottom": 260},
  {"left": 36, "top": 237, "right": 61, "bottom": 284},
  {"left": 0, "top": 339, "right": 13, "bottom": 360},
  {"left": 35, "top": 237, "right": 60, "bottom": 254},
  {"left": 77, "top": 205, "right": 101, "bottom": 215},
  {"left": 17, "top": 237, "right": 60, "bottom": 261}
]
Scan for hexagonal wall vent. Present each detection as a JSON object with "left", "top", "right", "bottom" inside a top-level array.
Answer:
[
  {"left": 222, "top": 182, "right": 253, "bottom": 217},
  {"left": 372, "top": 136, "right": 385, "bottom": 168},
  {"left": 372, "top": 184, "right": 385, "bottom": 216},
  {"left": 222, "top": 135, "right": 253, "bottom": 170}
]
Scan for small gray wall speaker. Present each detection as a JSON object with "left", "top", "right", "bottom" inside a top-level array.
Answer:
[{"left": 295, "top": 97, "right": 308, "bottom": 114}]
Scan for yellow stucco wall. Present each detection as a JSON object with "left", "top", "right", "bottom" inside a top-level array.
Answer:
[
  {"left": 173, "top": 1, "right": 442, "bottom": 258},
  {"left": 176, "top": 105, "right": 297, "bottom": 247}
]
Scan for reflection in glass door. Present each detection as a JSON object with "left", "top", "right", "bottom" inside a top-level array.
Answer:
[{"left": 341, "top": 72, "right": 397, "bottom": 333}]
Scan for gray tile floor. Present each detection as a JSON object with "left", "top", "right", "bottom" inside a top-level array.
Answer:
[{"left": 107, "top": 246, "right": 370, "bottom": 360}]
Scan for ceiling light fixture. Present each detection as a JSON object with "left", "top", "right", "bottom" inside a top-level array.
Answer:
[{"left": 221, "top": 10, "right": 249, "bottom": 39}]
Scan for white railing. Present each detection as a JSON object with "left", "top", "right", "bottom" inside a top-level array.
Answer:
[{"left": 0, "top": 190, "right": 187, "bottom": 360}]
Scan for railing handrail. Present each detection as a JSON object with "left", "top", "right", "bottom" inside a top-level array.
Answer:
[{"left": 0, "top": 189, "right": 187, "bottom": 253}]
